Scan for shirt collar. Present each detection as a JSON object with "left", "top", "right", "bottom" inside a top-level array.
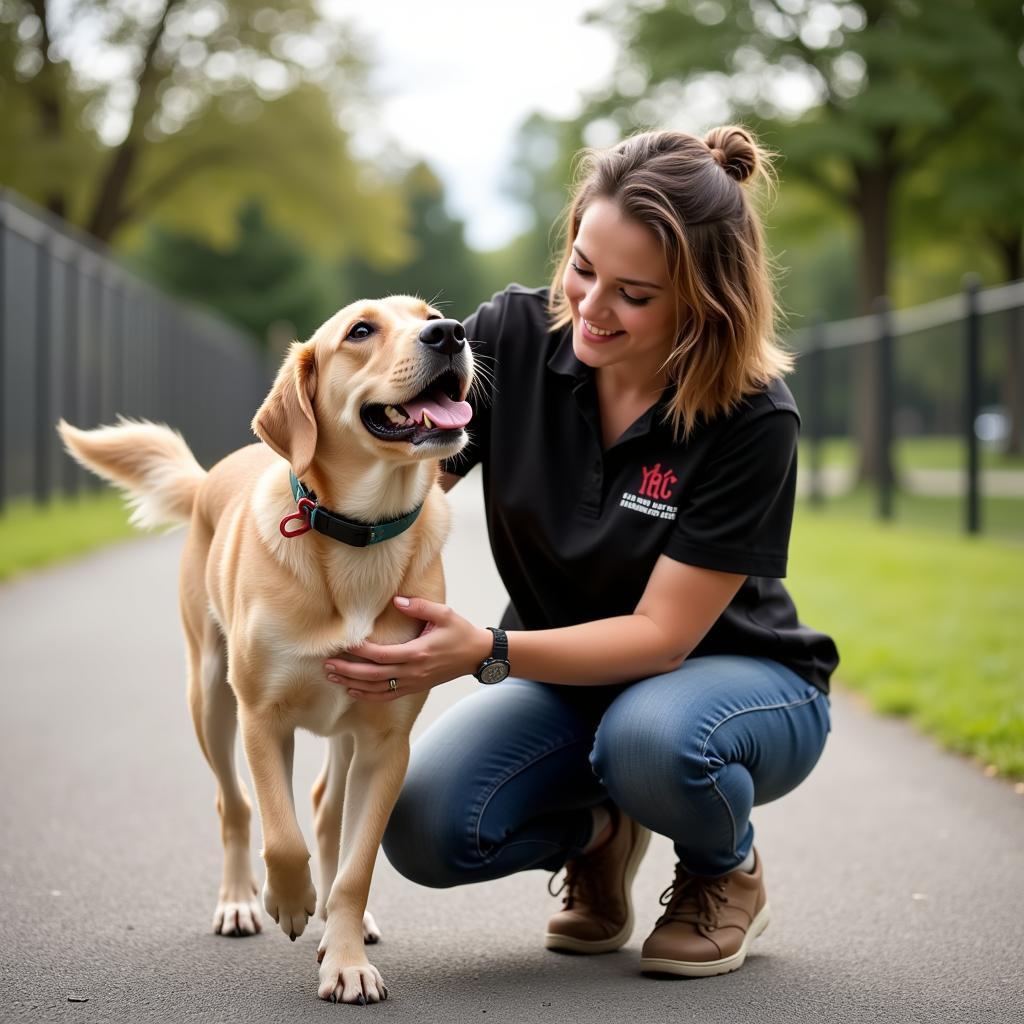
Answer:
[
  {"left": 546, "top": 326, "right": 674, "bottom": 443},
  {"left": 546, "top": 325, "right": 589, "bottom": 382}
]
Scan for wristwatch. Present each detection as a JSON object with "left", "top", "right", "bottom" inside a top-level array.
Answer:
[{"left": 474, "top": 626, "right": 511, "bottom": 684}]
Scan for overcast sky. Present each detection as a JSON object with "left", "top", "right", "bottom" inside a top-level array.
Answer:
[{"left": 334, "top": 0, "right": 620, "bottom": 250}]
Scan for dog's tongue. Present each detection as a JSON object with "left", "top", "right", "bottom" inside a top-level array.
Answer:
[{"left": 402, "top": 391, "right": 472, "bottom": 429}]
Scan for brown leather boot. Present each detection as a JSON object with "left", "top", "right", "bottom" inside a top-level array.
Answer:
[
  {"left": 640, "top": 849, "right": 770, "bottom": 977},
  {"left": 544, "top": 808, "right": 651, "bottom": 954}
]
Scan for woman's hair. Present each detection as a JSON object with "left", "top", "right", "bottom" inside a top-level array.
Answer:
[{"left": 548, "top": 125, "right": 792, "bottom": 440}]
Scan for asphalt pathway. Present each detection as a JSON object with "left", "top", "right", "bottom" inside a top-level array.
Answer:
[{"left": 2, "top": 470, "right": 1022, "bottom": 1023}]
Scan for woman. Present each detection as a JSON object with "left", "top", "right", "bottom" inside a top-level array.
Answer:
[{"left": 323, "top": 125, "right": 839, "bottom": 978}]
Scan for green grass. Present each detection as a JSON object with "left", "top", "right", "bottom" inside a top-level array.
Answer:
[
  {"left": 802, "top": 486, "right": 1024, "bottom": 543},
  {"left": 789, "top": 504, "right": 1024, "bottom": 779},
  {"left": 0, "top": 490, "right": 138, "bottom": 581},
  {"left": 801, "top": 435, "right": 1024, "bottom": 471}
]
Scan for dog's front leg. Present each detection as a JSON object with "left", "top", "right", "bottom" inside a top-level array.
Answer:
[
  {"left": 239, "top": 708, "right": 317, "bottom": 941},
  {"left": 317, "top": 726, "right": 416, "bottom": 1004}
]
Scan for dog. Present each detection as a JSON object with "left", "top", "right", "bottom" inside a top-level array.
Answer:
[{"left": 58, "top": 296, "right": 474, "bottom": 1004}]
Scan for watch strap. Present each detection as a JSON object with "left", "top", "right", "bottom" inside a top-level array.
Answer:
[{"left": 486, "top": 626, "right": 508, "bottom": 661}]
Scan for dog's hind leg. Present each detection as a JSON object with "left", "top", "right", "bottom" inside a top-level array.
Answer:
[
  {"left": 186, "top": 614, "right": 261, "bottom": 937},
  {"left": 312, "top": 735, "right": 382, "bottom": 943}
]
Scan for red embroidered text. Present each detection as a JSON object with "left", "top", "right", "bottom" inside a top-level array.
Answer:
[{"left": 638, "top": 463, "right": 678, "bottom": 501}]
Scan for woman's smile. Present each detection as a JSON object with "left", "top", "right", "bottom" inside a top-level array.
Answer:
[{"left": 581, "top": 318, "right": 625, "bottom": 341}]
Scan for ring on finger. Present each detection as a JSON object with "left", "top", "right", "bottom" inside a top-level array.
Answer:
[{"left": 388, "top": 678, "right": 398, "bottom": 693}]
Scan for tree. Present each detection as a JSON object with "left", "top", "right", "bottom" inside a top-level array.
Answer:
[
  {"left": 341, "top": 162, "right": 486, "bottom": 321},
  {"left": 896, "top": 0, "right": 1024, "bottom": 452},
  {"left": 129, "top": 198, "right": 338, "bottom": 346},
  {"left": 0, "top": 0, "right": 406, "bottom": 265},
  {"left": 585, "top": 0, "right": 1023, "bottom": 478}
]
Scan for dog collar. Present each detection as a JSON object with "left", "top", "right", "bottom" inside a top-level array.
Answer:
[{"left": 279, "top": 472, "right": 423, "bottom": 546}]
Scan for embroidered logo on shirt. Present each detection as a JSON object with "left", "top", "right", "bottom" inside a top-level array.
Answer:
[
  {"left": 620, "top": 462, "right": 680, "bottom": 521},
  {"left": 638, "top": 462, "right": 678, "bottom": 500}
]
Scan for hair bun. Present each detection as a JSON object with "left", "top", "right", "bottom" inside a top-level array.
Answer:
[{"left": 704, "top": 125, "right": 761, "bottom": 184}]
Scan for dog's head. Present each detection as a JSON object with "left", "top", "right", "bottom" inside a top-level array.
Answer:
[{"left": 252, "top": 296, "right": 474, "bottom": 478}]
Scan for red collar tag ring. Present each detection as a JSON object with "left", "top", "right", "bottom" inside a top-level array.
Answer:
[{"left": 279, "top": 496, "right": 317, "bottom": 538}]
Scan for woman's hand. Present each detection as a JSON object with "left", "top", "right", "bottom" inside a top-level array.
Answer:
[{"left": 323, "top": 596, "right": 493, "bottom": 702}]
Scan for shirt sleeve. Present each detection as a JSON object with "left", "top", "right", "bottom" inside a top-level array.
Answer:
[
  {"left": 662, "top": 407, "right": 799, "bottom": 578},
  {"left": 440, "top": 290, "right": 505, "bottom": 477}
]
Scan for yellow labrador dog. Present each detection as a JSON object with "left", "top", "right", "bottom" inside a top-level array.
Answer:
[{"left": 58, "top": 296, "right": 474, "bottom": 1004}]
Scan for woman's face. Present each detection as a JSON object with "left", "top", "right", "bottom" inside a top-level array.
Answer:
[{"left": 561, "top": 198, "right": 677, "bottom": 382}]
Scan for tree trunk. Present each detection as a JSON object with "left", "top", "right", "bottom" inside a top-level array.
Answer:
[
  {"left": 87, "top": 142, "right": 139, "bottom": 242},
  {"left": 84, "top": 0, "right": 178, "bottom": 243},
  {"left": 852, "top": 154, "right": 897, "bottom": 486}
]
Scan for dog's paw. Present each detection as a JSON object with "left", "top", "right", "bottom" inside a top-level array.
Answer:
[
  {"left": 316, "top": 949, "right": 388, "bottom": 1004},
  {"left": 263, "top": 876, "right": 317, "bottom": 942},
  {"left": 213, "top": 893, "right": 263, "bottom": 937},
  {"left": 362, "top": 910, "right": 382, "bottom": 945}
]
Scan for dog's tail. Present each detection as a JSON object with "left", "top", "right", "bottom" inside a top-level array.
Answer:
[{"left": 57, "top": 417, "right": 206, "bottom": 529}]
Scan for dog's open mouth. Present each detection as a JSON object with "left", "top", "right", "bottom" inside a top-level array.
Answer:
[{"left": 361, "top": 369, "right": 472, "bottom": 446}]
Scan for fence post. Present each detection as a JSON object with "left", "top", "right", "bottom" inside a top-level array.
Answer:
[
  {"left": 964, "top": 274, "right": 981, "bottom": 535},
  {"left": 34, "top": 234, "right": 53, "bottom": 504},
  {"left": 873, "top": 296, "right": 894, "bottom": 521},
  {"left": 111, "top": 281, "right": 124, "bottom": 418},
  {"left": 807, "top": 314, "right": 825, "bottom": 506},
  {"left": 62, "top": 259, "right": 81, "bottom": 498}
]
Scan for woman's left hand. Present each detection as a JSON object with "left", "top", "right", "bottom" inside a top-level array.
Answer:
[{"left": 323, "top": 596, "right": 493, "bottom": 701}]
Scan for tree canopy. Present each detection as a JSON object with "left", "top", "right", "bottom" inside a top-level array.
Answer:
[{"left": 0, "top": 0, "right": 407, "bottom": 266}]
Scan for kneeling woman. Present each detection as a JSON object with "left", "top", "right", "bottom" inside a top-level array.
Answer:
[{"left": 324, "top": 125, "right": 839, "bottom": 978}]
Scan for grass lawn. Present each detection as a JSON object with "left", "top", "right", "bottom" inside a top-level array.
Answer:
[
  {"left": 0, "top": 490, "right": 138, "bottom": 582},
  {"left": 800, "top": 435, "right": 1024, "bottom": 471},
  {"left": 789, "top": 503, "right": 1024, "bottom": 780},
  {"left": 801, "top": 486, "right": 1024, "bottom": 543}
]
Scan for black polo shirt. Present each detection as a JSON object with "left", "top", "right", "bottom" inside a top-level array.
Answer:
[{"left": 443, "top": 284, "right": 839, "bottom": 693}]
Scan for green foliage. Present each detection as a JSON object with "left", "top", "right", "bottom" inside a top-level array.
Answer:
[
  {"left": 0, "top": 1, "right": 489, "bottom": 354},
  {"left": 0, "top": 0, "right": 407, "bottom": 267},
  {"left": 127, "top": 162, "right": 490, "bottom": 345},
  {"left": 128, "top": 198, "right": 336, "bottom": 345},
  {"left": 587, "top": 0, "right": 1023, "bottom": 299},
  {"left": 340, "top": 162, "right": 485, "bottom": 320},
  {"left": 115, "top": 82, "right": 409, "bottom": 266},
  {"left": 478, "top": 112, "right": 600, "bottom": 301}
]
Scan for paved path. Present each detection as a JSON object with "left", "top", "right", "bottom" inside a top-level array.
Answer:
[{"left": 2, "top": 471, "right": 1022, "bottom": 1023}]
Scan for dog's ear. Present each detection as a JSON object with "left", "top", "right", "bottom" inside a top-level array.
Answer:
[{"left": 252, "top": 341, "right": 318, "bottom": 478}]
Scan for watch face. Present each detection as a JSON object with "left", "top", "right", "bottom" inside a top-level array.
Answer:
[{"left": 480, "top": 661, "right": 510, "bottom": 684}]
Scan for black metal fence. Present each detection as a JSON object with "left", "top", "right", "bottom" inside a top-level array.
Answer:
[
  {"left": 0, "top": 190, "right": 270, "bottom": 513},
  {"left": 788, "top": 276, "right": 1024, "bottom": 537},
  {"left": 2, "top": 187, "right": 1021, "bottom": 538}
]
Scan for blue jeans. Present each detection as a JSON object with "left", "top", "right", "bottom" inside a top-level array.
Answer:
[{"left": 382, "top": 656, "right": 830, "bottom": 881}]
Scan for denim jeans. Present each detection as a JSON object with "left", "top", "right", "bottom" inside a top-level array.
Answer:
[{"left": 382, "top": 655, "right": 831, "bottom": 882}]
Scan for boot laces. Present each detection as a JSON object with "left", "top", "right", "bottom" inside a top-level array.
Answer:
[
  {"left": 548, "top": 857, "right": 601, "bottom": 910},
  {"left": 656, "top": 864, "right": 729, "bottom": 931}
]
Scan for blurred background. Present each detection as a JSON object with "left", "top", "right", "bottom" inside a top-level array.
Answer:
[{"left": 0, "top": 0, "right": 1021, "bottom": 778}]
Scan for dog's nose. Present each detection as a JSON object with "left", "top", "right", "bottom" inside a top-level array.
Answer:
[{"left": 418, "top": 319, "right": 466, "bottom": 356}]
